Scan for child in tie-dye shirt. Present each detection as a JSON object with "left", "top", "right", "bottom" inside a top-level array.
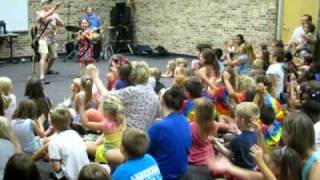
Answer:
[
  {"left": 254, "top": 82, "right": 283, "bottom": 148},
  {"left": 181, "top": 77, "right": 203, "bottom": 122},
  {"left": 258, "top": 106, "right": 282, "bottom": 148}
]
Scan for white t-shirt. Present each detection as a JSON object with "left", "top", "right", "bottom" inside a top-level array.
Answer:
[
  {"left": 315, "top": 121, "right": 320, "bottom": 151},
  {"left": 266, "top": 63, "right": 285, "bottom": 99},
  {"left": 291, "top": 26, "right": 317, "bottom": 42},
  {"left": 48, "top": 130, "right": 89, "bottom": 180}
]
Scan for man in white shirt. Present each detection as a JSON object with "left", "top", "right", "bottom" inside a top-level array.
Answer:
[
  {"left": 36, "top": 0, "right": 63, "bottom": 83},
  {"left": 290, "top": 14, "right": 317, "bottom": 45}
]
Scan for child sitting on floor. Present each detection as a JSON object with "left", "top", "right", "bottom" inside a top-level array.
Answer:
[
  {"left": 112, "top": 128, "right": 162, "bottom": 180},
  {"left": 113, "top": 63, "right": 131, "bottom": 90},
  {"left": 149, "top": 67, "right": 165, "bottom": 94},
  {"left": 80, "top": 94, "right": 126, "bottom": 166},
  {"left": 0, "top": 76, "right": 16, "bottom": 120},
  {"left": 181, "top": 77, "right": 203, "bottom": 122},
  {"left": 11, "top": 99, "right": 46, "bottom": 155},
  {"left": 106, "top": 54, "right": 129, "bottom": 90},
  {"left": 211, "top": 102, "right": 259, "bottom": 170},
  {"left": 48, "top": 107, "right": 89, "bottom": 180}
]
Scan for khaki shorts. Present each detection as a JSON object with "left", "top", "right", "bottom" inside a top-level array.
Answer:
[{"left": 38, "top": 39, "right": 58, "bottom": 59}]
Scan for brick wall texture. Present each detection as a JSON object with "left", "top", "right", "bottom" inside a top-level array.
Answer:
[
  {"left": 133, "top": 0, "right": 278, "bottom": 54},
  {"left": 0, "top": 0, "right": 285, "bottom": 58}
]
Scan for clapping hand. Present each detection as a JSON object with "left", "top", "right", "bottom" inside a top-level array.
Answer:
[{"left": 256, "top": 83, "right": 265, "bottom": 94}]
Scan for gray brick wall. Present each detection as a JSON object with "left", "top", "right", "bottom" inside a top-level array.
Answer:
[{"left": 133, "top": 0, "right": 278, "bottom": 54}]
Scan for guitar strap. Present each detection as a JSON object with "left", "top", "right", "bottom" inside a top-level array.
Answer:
[{"left": 35, "top": 19, "right": 52, "bottom": 44}]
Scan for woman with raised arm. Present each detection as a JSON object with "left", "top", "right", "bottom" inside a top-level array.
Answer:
[{"left": 87, "top": 62, "right": 159, "bottom": 130}]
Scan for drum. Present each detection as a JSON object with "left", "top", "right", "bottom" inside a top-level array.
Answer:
[
  {"left": 91, "top": 29, "right": 102, "bottom": 44},
  {"left": 91, "top": 29, "right": 103, "bottom": 60}
]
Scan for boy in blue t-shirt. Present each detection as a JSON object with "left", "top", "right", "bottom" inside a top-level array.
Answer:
[
  {"left": 212, "top": 102, "right": 259, "bottom": 169},
  {"left": 112, "top": 128, "right": 162, "bottom": 180}
]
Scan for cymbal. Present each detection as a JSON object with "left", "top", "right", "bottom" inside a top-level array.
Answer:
[{"left": 65, "top": 25, "right": 82, "bottom": 32}]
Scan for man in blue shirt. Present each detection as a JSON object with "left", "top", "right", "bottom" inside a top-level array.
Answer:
[{"left": 81, "top": 6, "right": 101, "bottom": 29}]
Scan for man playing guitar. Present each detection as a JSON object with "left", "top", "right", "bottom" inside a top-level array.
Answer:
[{"left": 36, "top": 0, "right": 63, "bottom": 83}]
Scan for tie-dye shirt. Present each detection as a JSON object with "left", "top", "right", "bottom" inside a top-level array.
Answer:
[
  {"left": 263, "top": 93, "right": 285, "bottom": 122},
  {"left": 182, "top": 99, "right": 196, "bottom": 122},
  {"left": 214, "top": 85, "right": 230, "bottom": 115},
  {"left": 258, "top": 119, "right": 282, "bottom": 148},
  {"left": 213, "top": 85, "right": 246, "bottom": 116}
]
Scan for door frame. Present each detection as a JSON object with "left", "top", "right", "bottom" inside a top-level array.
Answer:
[{"left": 276, "top": 0, "right": 320, "bottom": 40}]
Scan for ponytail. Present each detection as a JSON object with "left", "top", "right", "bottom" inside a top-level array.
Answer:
[{"left": 81, "top": 77, "right": 93, "bottom": 108}]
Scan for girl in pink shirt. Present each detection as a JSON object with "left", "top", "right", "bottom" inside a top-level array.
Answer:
[{"left": 188, "top": 98, "right": 219, "bottom": 165}]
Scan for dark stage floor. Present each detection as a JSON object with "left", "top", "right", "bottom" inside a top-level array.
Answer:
[{"left": 0, "top": 54, "right": 190, "bottom": 104}]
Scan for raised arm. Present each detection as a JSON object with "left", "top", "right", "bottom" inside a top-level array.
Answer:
[
  {"left": 32, "top": 114, "right": 46, "bottom": 138},
  {"left": 253, "top": 83, "right": 265, "bottom": 105},
  {"left": 38, "top": 3, "right": 60, "bottom": 23},
  {"left": 87, "top": 64, "right": 108, "bottom": 95},
  {"left": 223, "top": 71, "right": 237, "bottom": 98}
]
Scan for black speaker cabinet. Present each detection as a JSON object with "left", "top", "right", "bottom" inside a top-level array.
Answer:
[{"left": 110, "top": 3, "right": 131, "bottom": 26}]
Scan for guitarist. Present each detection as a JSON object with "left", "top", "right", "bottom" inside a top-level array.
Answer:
[{"left": 36, "top": 0, "right": 63, "bottom": 83}]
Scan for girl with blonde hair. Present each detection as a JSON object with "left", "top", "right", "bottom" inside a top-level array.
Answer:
[
  {"left": 80, "top": 94, "right": 126, "bottom": 166},
  {"left": 0, "top": 76, "right": 16, "bottom": 120},
  {"left": 73, "top": 76, "right": 97, "bottom": 126},
  {"left": 0, "top": 116, "right": 21, "bottom": 179}
]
